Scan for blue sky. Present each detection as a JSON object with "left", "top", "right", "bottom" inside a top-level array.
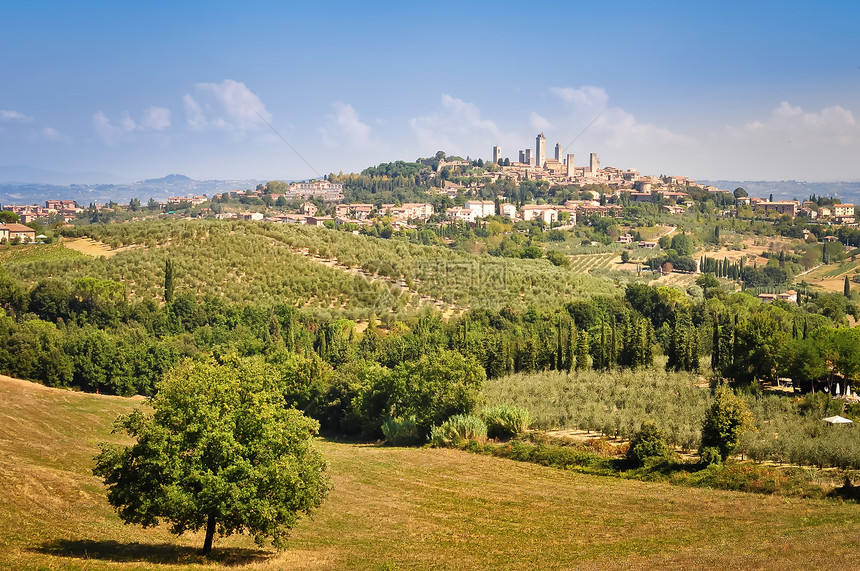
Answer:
[{"left": 2, "top": 0, "right": 860, "bottom": 183}]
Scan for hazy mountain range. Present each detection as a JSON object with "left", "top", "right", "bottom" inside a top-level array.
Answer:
[{"left": 0, "top": 171, "right": 265, "bottom": 207}]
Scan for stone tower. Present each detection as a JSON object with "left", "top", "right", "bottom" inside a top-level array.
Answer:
[
  {"left": 536, "top": 132, "right": 546, "bottom": 168},
  {"left": 589, "top": 152, "right": 600, "bottom": 175}
]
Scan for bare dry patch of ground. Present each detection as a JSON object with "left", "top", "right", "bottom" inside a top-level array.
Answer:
[{"left": 60, "top": 237, "right": 139, "bottom": 258}]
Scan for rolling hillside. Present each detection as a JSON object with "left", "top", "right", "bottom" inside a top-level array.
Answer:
[{"left": 6, "top": 220, "right": 620, "bottom": 318}]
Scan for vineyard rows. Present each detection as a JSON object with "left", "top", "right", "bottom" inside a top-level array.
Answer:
[{"left": 568, "top": 253, "right": 619, "bottom": 274}]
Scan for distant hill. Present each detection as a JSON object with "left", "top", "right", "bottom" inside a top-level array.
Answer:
[
  {"left": 702, "top": 180, "right": 860, "bottom": 203},
  {"left": 0, "top": 174, "right": 266, "bottom": 206}
]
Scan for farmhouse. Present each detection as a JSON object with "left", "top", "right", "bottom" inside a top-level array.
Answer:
[{"left": 0, "top": 223, "right": 36, "bottom": 242}]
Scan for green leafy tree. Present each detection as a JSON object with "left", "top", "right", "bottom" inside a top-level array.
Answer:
[
  {"left": 700, "top": 385, "right": 753, "bottom": 462},
  {"left": 382, "top": 349, "right": 485, "bottom": 438},
  {"left": 93, "top": 357, "right": 330, "bottom": 555},
  {"left": 546, "top": 250, "right": 570, "bottom": 268},
  {"left": 0, "top": 210, "right": 20, "bottom": 223},
  {"left": 670, "top": 233, "right": 694, "bottom": 257}
]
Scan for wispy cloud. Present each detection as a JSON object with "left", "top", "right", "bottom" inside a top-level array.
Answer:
[
  {"left": 410, "top": 94, "right": 511, "bottom": 154},
  {"left": 93, "top": 111, "right": 135, "bottom": 145},
  {"left": 184, "top": 79, "right": 270, "bottom": 131},
  {"left": 547, "top": 85, "right": 689, "bottom": 148},
  {"left": 40, "top": 127, "right": 72, "bottom": 143},
  {"left": 92, "top": 106, "right": 173, "bottom": 144},
  {"left": 728, "top": 101, "right": 857, "bottom": 146},
  {"left": 548, "top": 86, "right": 609, "bottom": 110},
  {"left": 0, "top": 109, "right": 34, "bottom": 122},
  {"left": 530, "top": 111, "right": 551, "bottom": 131},
  {"left": 320, "top": 102, "right": 373, "bottom": 148},
  {"left": 141, "top": 107, "right": 171, "bottom": 130}
]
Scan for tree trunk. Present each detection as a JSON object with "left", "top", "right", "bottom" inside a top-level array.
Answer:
[{"left": 201, "top": 513, "right": 216, "bottom": 556}]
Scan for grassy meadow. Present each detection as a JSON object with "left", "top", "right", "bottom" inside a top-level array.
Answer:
[{"left": 2, "top": 375, "right": 860, "bottom": 570}]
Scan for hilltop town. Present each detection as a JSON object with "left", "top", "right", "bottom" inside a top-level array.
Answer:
[{"left": 1, "top": 134, "right": 855, "bottom": 246}]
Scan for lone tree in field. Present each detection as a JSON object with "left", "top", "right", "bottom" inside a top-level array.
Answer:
[
  {"left": 699, "top": 385, "right": 753, "bottom": 464},
  {"left": 93, "top": 356, "right": 330, "bottom": 555}
]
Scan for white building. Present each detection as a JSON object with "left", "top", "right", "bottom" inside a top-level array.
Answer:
[
  {"left": 446, "top": 207, "right": 477, "bottom": 223},
  {"left": 465, "top": 200, "right": 495, "bottom": 218},
  {"left": 521, "top": 205, "right": 558, "bottom": 224}
]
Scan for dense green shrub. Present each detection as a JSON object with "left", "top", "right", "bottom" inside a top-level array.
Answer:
[
  {"left": 489, "top": 440, "right": 605, "bottom": 470},
  {"left": 381, "top": 416, "right": 421, "bottom": 446},
  {"left": 429, "top": 414, "right": 487, "bottom": 447},
  {"left": 482, "top": 404, "right": 531, "bottom": 439},
  {"left": 699, "top": 446, "right": 722, "bottom": 466},
  {"left": 627, "top": 421, "right": 670, "bottom": 466}
]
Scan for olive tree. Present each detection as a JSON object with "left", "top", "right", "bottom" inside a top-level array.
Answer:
[{"left": 93, "top": 356, "right": 330, "bottom": 555}]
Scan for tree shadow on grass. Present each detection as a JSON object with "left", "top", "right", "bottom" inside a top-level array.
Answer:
[{"left": 32, "top": 539, "right": 270, "bottom": 566}]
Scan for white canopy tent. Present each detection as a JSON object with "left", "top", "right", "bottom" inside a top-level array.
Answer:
[{"left": 822, "top": 415, "right": 854, "bottom": 424}]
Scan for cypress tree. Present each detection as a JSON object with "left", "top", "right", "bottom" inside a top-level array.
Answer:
[
  {"left": 566, "top": 324, "right": 576, "bottom": 372},
  {"left": 712, "top": 318, "right": 721, "bottom": 374},
  {"left": 643, "top": 321, "right": 655, "bottom": 367},
  {"left": 163, "top": 258, "right": 175, "bottom": 304},
  {"left": 609, "top": 316, "right": 617, "bottom": 369},
  {"left": 556, "top": 323, "right": 563, "bottom": 371},
  {"left": 690, "top": 331, "right": 700, "bottom": 373},
  {"left": 575, "top": 330, "right": 590, "bottom": 371},
  {"left": 845, "top": 275, "right": 851, "bottom": 298}
]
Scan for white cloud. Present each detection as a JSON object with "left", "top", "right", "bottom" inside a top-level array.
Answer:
[
  {"left": 548, "top": 86, "right": 609, "bottom": 110},
  {"left": 530, "top": 112, "right": 551, "bottom": 131},
  {"left": 0, "top": 109, "right": 33, "bottom": 122},
  {"left": 120, "top": 111, "right": 136, "bottom": 132},
  {"left": 40, "top": 127, "right": 71, "bottom": 143},
  {"left": 187, "top": 79, "right": 270, "bottom": 131},
  {"left": 728, "top": 101, "right": 857, "bottom": 146},
  {"left": 547, "top": 85, "right": 689, "bottom": 149},
  {"left": 410, "top": 94, "right": 509, "bottom": 154},
  {"left": 707, "top": 101, "right": 860, "bottom": 180},
  {"left": 320, "top": 102, "right": 373, "bottom": 148},
  {"left": 183, "top": 94, "right": 206, "bottom": 129},
  {"left": 92, "top": 110, "right": 136, "bottom": 145},
  {"left": 141, "top": 106, "right": 171, "bottom": 130}
]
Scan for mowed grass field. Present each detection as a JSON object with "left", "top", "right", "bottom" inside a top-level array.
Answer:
[{"left": 2, "top": 376, "right": 859, "bottom": 570}]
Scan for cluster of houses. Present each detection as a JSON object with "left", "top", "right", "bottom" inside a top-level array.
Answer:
[
  {"left": 167, "top": 195, "right": 208, "bottom": 207},
  {"left": 445, "top": 199, "right": 625, "bottom": 226},
  {"left": 214, "top": 201, "right": 435, "bottom": 229},
  {"left": 732, "top": 196, "right": 855, "bottom": 223},
  {"left": 4, "top": 200, "right": 81, "bottom": 223},
  {"left": 214, "top": 181, "right": 345, "bottom": 204}
]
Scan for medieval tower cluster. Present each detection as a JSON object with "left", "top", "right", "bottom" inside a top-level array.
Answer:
[{"left": 494, "top": 134, "right": 600, "bottom": 178}]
